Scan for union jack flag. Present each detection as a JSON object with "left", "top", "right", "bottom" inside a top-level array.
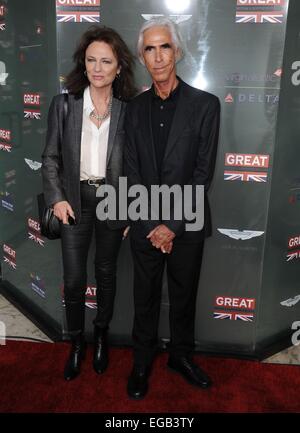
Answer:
[
  {"left": 57, "top": 11, "right": 100, "bottom": 23},
  {"left": 224, "top": 170, "right": 267, "bottom": 182},
  {"left": 3, "top": 256, "right": 16, "bottom": 269},
  {"left": 214, "top": 311, "right": 254, "bottom": 321},
  {"left": 85, "top": 301, "right": 97, "bottom": 309},
  {"left": 0, "top": 143, "right": 11, "bottom": 152},
  {"left": 24, "top": 110, "right": 41, "bottom": 120},
  {"left": 236, "top": 12, "right": 284, "bottom": 24},
  {"left": 28, "top": 232, "right": 45, "bottom": 247},
  {"left": 286, "top": 250, "right": 300, "bottom": 261}
]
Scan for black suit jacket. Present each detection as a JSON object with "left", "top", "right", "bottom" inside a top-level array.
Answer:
[
  {"left": 41, "top": 92, "right": 127, "bottom": 229},
  {"left": 124, "top": 79, "right": 220, "bottom": 243}
]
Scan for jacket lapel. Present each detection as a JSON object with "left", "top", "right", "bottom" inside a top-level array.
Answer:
[
  {"left": 72, "top": 95, "right": 83, "bottom": 174},
  {"left": 163, "top": 82, "right": 195, "bottom": 163},
  {"left": 106, "top": 97, "right": 121, "bottom": 166}
]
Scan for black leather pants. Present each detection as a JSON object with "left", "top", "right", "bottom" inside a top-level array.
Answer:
[{"left": 61, "top": 182, "right": 123, "bottom": 335}]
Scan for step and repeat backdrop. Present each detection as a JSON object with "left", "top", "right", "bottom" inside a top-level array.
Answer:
[{"left": 1, "top": 0, "right": 300, "bottom": 357}]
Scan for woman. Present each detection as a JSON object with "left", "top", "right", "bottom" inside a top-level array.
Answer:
[{"left": 41, "top": 26, "right": 135, "bottom": 381}]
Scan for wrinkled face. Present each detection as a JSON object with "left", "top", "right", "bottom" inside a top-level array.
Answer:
[
  {"left": 142, "top": 26, "right": 178, "bottom": 83},
  {"left": 85, "top": 41, "right": 120, "bottom": 90}
]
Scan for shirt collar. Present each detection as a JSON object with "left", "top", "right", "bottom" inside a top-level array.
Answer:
[
  {"left": 151, "top": 77, "right": 181, "bottom": 101},
  {"left": 83, "top": 86, "right": 95, "bottom": 115}
]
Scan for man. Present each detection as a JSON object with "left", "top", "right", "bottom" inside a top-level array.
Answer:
[{"left": 124, "top": 17, "right": 220, "bottom": 399}]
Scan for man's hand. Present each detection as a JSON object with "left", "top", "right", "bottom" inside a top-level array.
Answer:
[
  {"left": 147, "top": 225, "right": 175, "bottom": 251},
  {"left": 53, "top": 200, "right": 75, "bottom": 225},
  {"left": 122, "top": 225, "right": 130, "bottom": 240},
  {"left": 161, "top": 240, "right": 173, "bottom": 254}
]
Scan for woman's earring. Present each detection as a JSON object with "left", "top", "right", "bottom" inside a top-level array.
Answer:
[
  {"left": 116, "top": 73, "right": 120, "bottom": 80},
  {"left": 84, "top": 70, "right": 87, "bottom": 76}
]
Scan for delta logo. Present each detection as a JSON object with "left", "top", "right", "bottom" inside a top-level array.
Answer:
[
  {"left": 224, "top": 153, "right": 270, "bottom": 182},
  {"left": 0, "top": 128, "right": 12, "bottom": 152},
  {"left": 224, "top": 90, "right": 279, "bottom": 104},
  {"left": 3, "top": 243, "right": 16, "bottom": 270},
  {"left": 24, "top": 93, "right": 41, "bottom": 120},
  {"left": 0, "top": 190, "right": 14, "bottom": 212},
  {"left": 286, "top": 235, "right": 300, "bottom": 262},
  {"left": 235, "top": 0, "right": 287, "bottom": 24},
  {"left": 0, "top": 4, "right": 5, "bottom": 31},
  {"left": 30, "top": 273, "right": 46, "bottom": 299},
  {"left": 214, "top": 296, "right": 256, "bottom": 322},
  {"left": 28, "top": 218, "right": 45, "bottom": 247},
  {"left": 56, "top": 0, "right": 100, "bottom": 23},
  {"left": 61, "top": 284, "right": 97, "bottom": 309}
]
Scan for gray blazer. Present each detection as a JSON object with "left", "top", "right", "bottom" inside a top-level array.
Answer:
[{"left": 41, "top": 92, "right": 127, "bottom": 229}]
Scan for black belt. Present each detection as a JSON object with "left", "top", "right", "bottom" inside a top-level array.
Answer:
[{"left": 80, "top": 178, "right": 105, "bottom": 187}]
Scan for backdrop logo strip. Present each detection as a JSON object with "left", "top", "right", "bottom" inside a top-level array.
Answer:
[
  {"left": 235, "top": 0, "right": 287, "bottom": 24},
  {"left": 286, "top": 235, "right": 300, "bottom": 261},
  {"left": 0, "top": 4, "right": 5, "bottom": 31},
  {"left": 56, "top": 0, "right": 100, "bottom": 23},
  {"left": 224, "top": 153, "right": 270, "bottom": 182},
  {"left": 214, "top": 296, "right": 256, "bottom": 322},
  {"left": 3, "top": 244, "right": 16, "bottom": 270},
  {"left": 0, "top": 60, "right": 9, "bottom": 85},
  {"left": 0, "top": 191, "right": 13, "bottom": 211},
  {"left": 24, "top": 93, "right": 41, "bottom": 120},
  {"left": 218, "top": 229, "right": 264, "bottom": 240},
  {"left": 24, "top": 159, "right": 42, "bottom": 171},
  {"left": 224, "top": 91, "right": 279, "bottom": 104},
  {"left": 141, "top": 14, "right": 192, "bottom": 24},
  {"left": 28, "top": 218, "right": 45, "bottom": 247},
  {"left": 0, "top": 128, "right": 12, "bottom": 152},
  {"left": 30, "top": 273, "right": 46, "bottom": 299},
  {"left": 61, "top": 285, "right": 97, "bottom": 309}
]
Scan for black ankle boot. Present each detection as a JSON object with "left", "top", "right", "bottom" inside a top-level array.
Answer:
[
  {"left": 93, "top": 327, "right": 108, "bottom": 374},
  {"left": 64, "top": 334, "right": 87, "bottom": 381}
]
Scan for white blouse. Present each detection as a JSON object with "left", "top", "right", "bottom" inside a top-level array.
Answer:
[{"left": 80, "top": 86, "right": 110, "bottom": 180}]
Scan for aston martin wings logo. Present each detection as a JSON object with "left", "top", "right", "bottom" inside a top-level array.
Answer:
[
  {"left": 141, "top": 14, "right": 192, "bottom": 24},
  {"left": 25, "top": 159, "right": 42, "bottom": 170},
  {"left": 280, "top": 295, "right": 300, "bottom": 307},
  {"left": 0, "top": 60, "right": 8, "bottom": 85},
  {"left": 218, "top": 229, "right": 264, "bottom": 240}
]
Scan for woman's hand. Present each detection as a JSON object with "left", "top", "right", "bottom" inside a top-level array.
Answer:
[{"left": 53, "top": 201, "right": 75, "bottom": 225}]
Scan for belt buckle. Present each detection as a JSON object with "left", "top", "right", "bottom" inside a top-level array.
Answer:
[{"left": 87, "top": 178, "right": 100, "bottom": 187}]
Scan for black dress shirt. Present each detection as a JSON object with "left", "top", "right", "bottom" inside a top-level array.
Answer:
[{"left": 151, "top": 81, "right": 181, "bottom": 178}]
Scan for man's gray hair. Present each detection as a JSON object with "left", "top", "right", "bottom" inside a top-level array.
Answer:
[{"left": 137, "top": 17, "right": 184, "bottom": 65}]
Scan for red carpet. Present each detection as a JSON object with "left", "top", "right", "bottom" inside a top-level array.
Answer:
[{"left": 0, "top": 341, "right": 299, "bottom": 413}]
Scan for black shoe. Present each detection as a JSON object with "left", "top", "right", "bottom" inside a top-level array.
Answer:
[
  {"left": 93, "top": 327, "right": 108, "bottom": 374},
  {"left": 64, "top": 334, "right": 87, "bottom": 381},
  {"left": 127, "top": 365, "right": 150, "bottom": 400},
  {"left": 167, "top": 356, "right": 212, "bottom": 388}
]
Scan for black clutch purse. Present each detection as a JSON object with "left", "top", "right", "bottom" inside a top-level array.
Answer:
[
  {"left": 37, "top": 193, "right": 61, "bottom": 240},
  {"left": 38, "top": 94, "right": 69, "bottom": 240}
]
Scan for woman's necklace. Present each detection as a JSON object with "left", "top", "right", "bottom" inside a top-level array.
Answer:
[{"left": 90, "top": 93, "right": 113, "bottom": 122}]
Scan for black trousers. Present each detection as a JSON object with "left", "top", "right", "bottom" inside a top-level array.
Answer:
[
  {"left": 130, "top": 237, "right": 204, "bottom": 366},
  {"left": 61, "top": 182, "right": 123, "bottom": 336}
]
